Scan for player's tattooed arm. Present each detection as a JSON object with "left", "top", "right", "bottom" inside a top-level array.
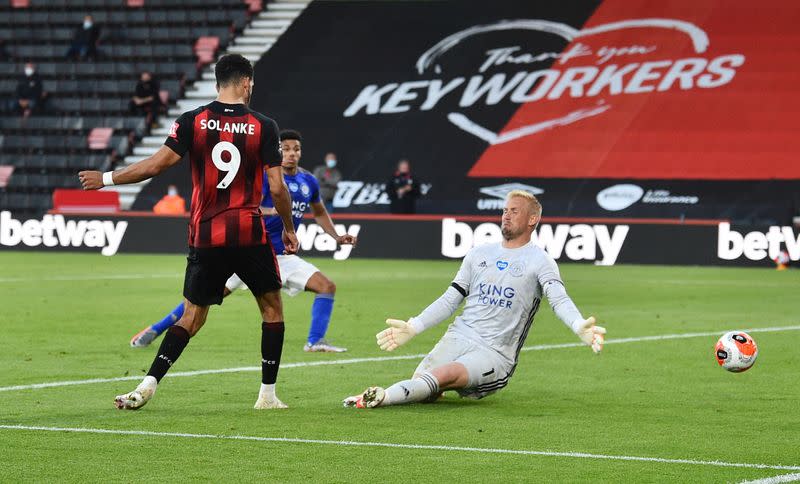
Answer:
[
  {"left": 310, "top": 201, "right": 357, "bottom": 246},
  {"left": 79, "top": 146, "right": 182, "bottom": 190},
  {"left": 266, "top": 165, "right": 298, "bottom": 254}
]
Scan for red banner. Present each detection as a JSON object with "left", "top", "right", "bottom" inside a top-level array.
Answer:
[{"left": 469, "top": 0, "right": 800, "bottom": 180}]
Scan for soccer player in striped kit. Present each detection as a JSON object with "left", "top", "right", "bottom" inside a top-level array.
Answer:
[
  {"left": 129, "top": 129, "right": 355, "bottom": 353},
  {"left": 79, "top": 54, "right": 297, "bottom": 410},
  {"left": 344, "top": 190, "right": 606, "bottom": 408}
]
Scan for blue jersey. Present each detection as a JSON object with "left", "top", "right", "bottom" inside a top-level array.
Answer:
[{"left": 262, "top": 168, "right": 321, "bottom": 254}]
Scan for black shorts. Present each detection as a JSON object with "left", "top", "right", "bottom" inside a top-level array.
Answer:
[{"left": 183, "top": 244, "right": 281, "bottom": 306}]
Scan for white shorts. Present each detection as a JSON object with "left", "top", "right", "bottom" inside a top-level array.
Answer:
[
  {"left": 225, "top": 254, "right": 319, "bottom": 297},
  {"left": 414, "top": 329, "right": 514, "bottom": 399}
]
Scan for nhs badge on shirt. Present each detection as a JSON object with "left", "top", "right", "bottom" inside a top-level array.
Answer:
[
  {"left": 496, "top": 260, "right": 508, "bottom": 271},
  {"left": 288, "top": 182, "right": 299, "bottom": 192}
]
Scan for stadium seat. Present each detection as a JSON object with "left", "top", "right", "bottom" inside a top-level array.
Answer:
[
  {"left": 0, "top": 0, "right": 252, "bottom": 215},
  {"left": 0, "top": 166, "right": 14, "bottom": 188},
  {"left": 52, "top": 188, "right": 119, "bottom": 213},
  {"left": 88, "top": 127, "right": 114, "bottom": 150}
]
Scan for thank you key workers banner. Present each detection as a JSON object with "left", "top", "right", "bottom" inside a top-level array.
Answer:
[{"left": 250, "top": 0, "right": 800, "bottom": 221}]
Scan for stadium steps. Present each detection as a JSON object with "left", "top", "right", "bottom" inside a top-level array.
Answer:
[{"left": 110, "top": 0, "right": 309, "bottom": 210}]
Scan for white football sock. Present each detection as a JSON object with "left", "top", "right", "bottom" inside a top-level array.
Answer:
[
  {"left": 383, "top": 373, "right": 440, "bottom": 406},
  {"left": 137, "top": 376, "right": 157, "bottom": 391},
  {"left": 259, "top": 383, "right": 276, "bottom": 399}
]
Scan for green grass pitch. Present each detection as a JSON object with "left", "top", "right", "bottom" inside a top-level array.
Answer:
[{"left": 1, "top": 251, "right": 799, "bottom": 482}]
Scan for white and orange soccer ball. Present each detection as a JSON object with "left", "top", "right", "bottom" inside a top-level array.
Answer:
[{"left": 715, "top": 331, "right": 758, "bottom": 372}]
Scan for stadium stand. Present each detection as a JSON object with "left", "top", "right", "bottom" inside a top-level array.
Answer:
[
  {"left": 0, "top": 0, "right": 261, "bottom": 217},
  {"left": 108, "top": 0, "right": 308, "bottom": 209}
]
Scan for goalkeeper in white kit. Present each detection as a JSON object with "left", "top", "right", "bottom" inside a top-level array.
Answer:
[{"left": 344, "top": 190, "right": 606, "bottom": 408}]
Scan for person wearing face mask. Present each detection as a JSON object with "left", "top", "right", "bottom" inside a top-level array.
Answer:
[
  {"left": 312, "top": 152, "right": 342, "bottom": 212},
  {"left": 13, "top": 63, "right": 45, "bottom": 118},
  {"left": 129, "top": 71, "right": 164, "bottom": 121},
  {"left": 152, "top": 184, "right": 186, "bottom": 215},
  {"left": 387, "top": 159, "right": 420, "bottom": 214},
  {"left": 65, "top": 15, "right": 101, "bottom": 60}
]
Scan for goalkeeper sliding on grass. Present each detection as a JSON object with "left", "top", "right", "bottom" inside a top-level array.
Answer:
[{"left": 344, "top": 190, "right": 606, "bottom": 408}]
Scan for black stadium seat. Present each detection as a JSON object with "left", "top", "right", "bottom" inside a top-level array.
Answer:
[{"left": 0, "top": 0, "right": 251, "bottom": 216}]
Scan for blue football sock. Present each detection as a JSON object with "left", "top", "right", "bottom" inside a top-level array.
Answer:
[
  {"left": 151, "top": 302, "right": 185, "bottom": 336},
  {"left": 308, "top": 293, "right": 334, "bottom": 344}
]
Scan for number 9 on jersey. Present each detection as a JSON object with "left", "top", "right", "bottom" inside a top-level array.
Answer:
[{"left": 211, "top": 141, "right": 241, "bottom": 189}]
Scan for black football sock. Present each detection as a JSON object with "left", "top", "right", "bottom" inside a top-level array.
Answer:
[
  {"left": 147, "top": 325, "right": 190, "bottom": 382},
  {"left": 261, "top": 321, "right": 285, "bottom": 384}
]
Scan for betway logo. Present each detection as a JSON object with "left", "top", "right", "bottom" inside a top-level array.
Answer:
[
  {"left": 296, "top": 223, "right": 361, "bottom": 260},
  {"left": 717, "top": 223, "right": 800, "bottom": 261},
  {"left": 441, "top": 218, "right": 628, "bottom": 265},
  {"left": 0, "top": 211, "right": 127, "bottom": 256}
]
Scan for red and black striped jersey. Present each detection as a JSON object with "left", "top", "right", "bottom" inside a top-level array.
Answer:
[{"left": 164, "top": 101, "right": 281, "bottom": 248}]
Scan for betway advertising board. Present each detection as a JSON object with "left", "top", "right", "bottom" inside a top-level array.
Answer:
[
  {"left": 250, "top": 0, "right": 800, "bottom": 221},
  {"left": 2, "top": 211, "right": 799, "bottom": 267}
]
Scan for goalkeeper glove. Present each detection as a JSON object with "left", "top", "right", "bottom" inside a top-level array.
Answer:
[
  {"left": 376, "top": 318, "right": 417, "bottom": 352},
  {"left": 575, "top": 316, "right": 606, "bottom": 353}
]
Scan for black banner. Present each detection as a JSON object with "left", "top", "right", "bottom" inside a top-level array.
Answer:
[
  {"left": 2, "top": 211, "right": 798, "bottom": 268},
  {"left": 243, "top": 0, "right": 800, "bottom": 224}
]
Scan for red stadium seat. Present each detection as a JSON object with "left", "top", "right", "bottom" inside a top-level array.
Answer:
[
  {"left": 0, "top": 165, "right": 14, "bottom": 189},
  {"left": 52, "top": 189, "right": 120, "bottom": 213},
  {"left": 194, "top": 36, "right": 220, "bottom": 68},
  {"left": 87, "top": 127, "right": 114, "bottom": 150},
  {"left": 244, "top": 0, "right": 262, "bottom": 14}
]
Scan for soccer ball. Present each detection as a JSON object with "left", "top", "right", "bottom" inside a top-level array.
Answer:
[{"left": 715, "top": 331, "right": 758, "bottom": 372}]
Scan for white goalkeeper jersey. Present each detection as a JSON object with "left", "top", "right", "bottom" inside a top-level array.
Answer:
[{"left": 442, "top": 241, "right": 583, "bottom": 367}]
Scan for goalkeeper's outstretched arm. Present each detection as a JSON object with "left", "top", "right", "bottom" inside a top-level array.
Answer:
[
  {"left": 543, "top": 279, "right": 606, "bottom": 353},
  {"left": 408, "top": 284, "right": 465, "bottom": 334},
  {"left": 378, "top": 250, "right": 476, "bottom": 352},
  {"left": 377, "top": 285, "right": 465, "bottom": 351}
]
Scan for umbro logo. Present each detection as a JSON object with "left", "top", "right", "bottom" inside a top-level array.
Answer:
[
  {"left": 478, "top": 261, "right": 487, "bottom": 268},
  {"left": 224, "top": 108, "right": 234, "bottom": 112}
]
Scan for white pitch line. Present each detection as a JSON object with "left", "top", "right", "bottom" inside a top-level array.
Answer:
[
  {"left": 0, "top": 424, "right": 798, "bottom": 472},
  {"left": 0, "top": 274, "right": 181, "bottom": 283},
  {"left": 1, "top": 325, "right": 799, "bottom": 394},
  {"left": 739, "top": 473, "right": 800, "bottom": 484}
]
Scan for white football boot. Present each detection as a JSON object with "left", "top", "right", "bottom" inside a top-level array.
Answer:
[
  {"left": 303, "top": 339, "right": 347, "bottom": 353},
  {"left": 130, "top": 327, "right": 159, "bottom": 348},
  {"left": 342, "top": 386, "right": 385, "bottom": 408},
  {"left": 114, "top": 376, "right": 157, "bottom": 410},
  {"left": 254, "top": 394, "right": 288, "bottom": 409}
]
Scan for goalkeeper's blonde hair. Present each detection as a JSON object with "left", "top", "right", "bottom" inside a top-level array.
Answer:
[{"left": 506, "top": 190, "right": 542, "bottom": 218}]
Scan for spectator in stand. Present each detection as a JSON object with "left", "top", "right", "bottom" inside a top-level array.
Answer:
[
  {"left": 129, "top": 71, "right": 163, "bottom": 121},
  {"left": 387, "top": 159, "right": 420, "bottom": 214},
  {"left": 65, "top": 15, "right": 101, "bottom": 60},
  {"left": 13, "top": 63, "right": 46, "bottom": 118},
  {"left": 153, "top": 185, "right": 186, "bottom": 215},
  {"left": 312, "top": 152, "right": 341, "bottom": 212}
]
